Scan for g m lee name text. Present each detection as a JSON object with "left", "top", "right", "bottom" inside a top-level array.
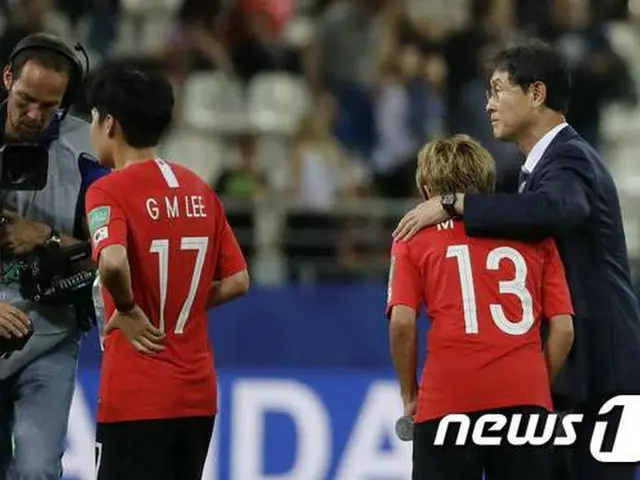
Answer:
[{"left": 146, "top": 195, "right": 207, "bottom": 220}]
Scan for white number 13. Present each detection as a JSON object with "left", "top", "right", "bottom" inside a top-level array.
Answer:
[
  {"left": 446, "top": 245, "right": 534, "bottom": 335},
  {"left": 150, "top": 236, "right": 209, "bottom": 334}
]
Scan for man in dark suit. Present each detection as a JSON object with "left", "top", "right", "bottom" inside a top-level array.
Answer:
[{"left": 393, "top": 39, "right": 640, "bottom": 480}]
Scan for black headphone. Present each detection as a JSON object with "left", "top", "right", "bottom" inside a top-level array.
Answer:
[{"left": 8, "top": 33, "right": 90, "bottom": 118}]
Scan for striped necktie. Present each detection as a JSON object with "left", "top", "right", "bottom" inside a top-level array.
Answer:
[{"left": 518, "top": 168, "right": 530, "bottom": 193}]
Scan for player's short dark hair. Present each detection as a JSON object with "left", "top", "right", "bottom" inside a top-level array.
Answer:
[
  {"left": 488, "top": 39, "right": 571, "bottom": 114},
  {"left": 11, "top": 48, "right": 72, "bottom": 78},
  {"left": 86, "top": 60, "right": 174, "bottom": 148}
]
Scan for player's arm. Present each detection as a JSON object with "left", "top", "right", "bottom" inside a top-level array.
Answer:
[
  {"left": 85, "top": 184, "right": 134, "bottom": 312},
  {"left": 541, "top": 239, "right": 575, "bottom": 381},
  {"left": 387, "top": 241, "right": 422, "bottom": 412},
  {"left": 207, "top": 269, "right": 250, "bottom": 308},
  {"left": 545, "top": 314, "right": 574, "bottom": 382},
  {"left": 461, "top": 146, "right": 592, "bottom": 240},
  {"left": 206, "top": 208, "right": 249, "bottom": 309},
  {"left": 98, "top": 245, "right": 135, "bottom": 311}
]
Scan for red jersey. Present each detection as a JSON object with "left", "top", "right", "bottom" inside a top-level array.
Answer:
[
  {"left": 226, "top": 0, "right": 293, "bottom": 42},
  {"left": 85, "top": 159, "right": 247, "bottom": 423},
  {"left": 387, "top": 220, "right": 573, "bottom": 423}
]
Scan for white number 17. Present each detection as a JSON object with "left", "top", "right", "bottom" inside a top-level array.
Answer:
[{"left": 149, "top": 236, "right": 209, "bottom": 334}]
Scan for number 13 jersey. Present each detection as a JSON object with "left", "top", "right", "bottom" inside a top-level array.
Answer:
[
  {"left": 86, "top": 159, "right": 247, "bottom": 423},
  {"left": 387, "top": 220, "right": 574, "bottom": 422}
]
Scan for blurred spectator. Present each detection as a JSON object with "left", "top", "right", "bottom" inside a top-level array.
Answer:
[
  {"left": 306, "top": 0, "right": 387, "bottom": 158},
  {"left": 372, "top": 44, "right": 446, "bottom": 198},
  {"left": 86, "top": 0, "right": 120, "bottom": 57},
  {"left": 165, "top": 0, "right": 231, "bottom": 84},
  {"left": 55, "top": 0, "right": 122, "bottom": 58},
  {"left": 443, "top": 0, "right": 498, "bottom": 134},
  {"left": 443, "top": 0, "right": 521, "bottom": 191},
  {"left": 0, "top": 0, "right": 72, "bottom": 67},
  {"left": 284, "top": 92, "right": 370, "bottom": 281},
  {"left": 54, "top": 0, "right": 119, "bottom": 56},
  {"left": 215, "top": 134, "right": 265, "bottom": 260},
  {"left": 166, "top": 0, "right": 296, "bottom": 83},
  {"left": 215, "top": 134, "right": 265, "bottom": 199},
  {"left": 290, "top": 92, "right": 370, "bottom": 211},
  {"left": 336, "top": 213, "right": 389, "bottom": 281},
  {"left": 515, "top": 0, "right": 552, "bottom": 36},
  {"left": 226, "top": 0, "right": 298, "bottom": 80},
  {"left": 544, "top": 0, "right": 637, "bottom": 149},
  {"left": 54, "top": 0, "right": 90, "bottom": 26}
]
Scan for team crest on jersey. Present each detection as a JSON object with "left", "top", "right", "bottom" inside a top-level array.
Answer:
[
  {"left": 92, "top": 226, "right": 109, "bottom": 245},
  {"left": 0, "top": 262, "right": 21, "bottom": 285},
  {"left": 88, "top": 206, "right": 111, "bottom": 236}
]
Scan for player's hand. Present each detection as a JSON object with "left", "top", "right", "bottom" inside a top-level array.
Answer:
[
  {"left": 0, "top": 210, "right": 51, "bottom": 255},
  {"left": 104, "top": 306, "right": 166, "bottom": 355},
  {"left": 0, "top": 303, "right": 31, "bottom": 339},
  {"left": 402, "top": 395, "right": 417, "bottom": 418},
  {"left": 393, "top": 198, "right": 448, "bottom": 241}
]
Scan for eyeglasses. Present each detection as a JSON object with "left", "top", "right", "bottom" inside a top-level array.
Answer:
[{"left": 485, "top": 85, "right": 521, "bottom": 103}]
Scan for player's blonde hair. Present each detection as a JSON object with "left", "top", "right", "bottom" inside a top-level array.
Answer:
[{"left": 416, "top": 135, "right": 496, "bottom": 200}]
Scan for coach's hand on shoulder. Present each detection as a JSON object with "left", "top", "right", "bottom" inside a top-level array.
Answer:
[
  {"left": 105, "top": 306, "right": 166, "bottom": 355},
  {"left": 393, "top": 197, "right": 448, "bottom": 241},
  {"left": 0, "top": 303, "right": 31, "bottom": 339},
  {"left": 0, "top": 210, "right": 51, "bottom": 255}
]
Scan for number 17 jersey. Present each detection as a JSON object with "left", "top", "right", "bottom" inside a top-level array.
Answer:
[
  {"left": 86, "top": 159, "right": 247, "bottom": 423},
  {"left": 387, "top": 220, "right": 573, "bottom": 422}
]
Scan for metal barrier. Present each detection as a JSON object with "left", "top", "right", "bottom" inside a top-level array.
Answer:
[{"left": 220, "top": 193, "right": 640, "bottom": 285}]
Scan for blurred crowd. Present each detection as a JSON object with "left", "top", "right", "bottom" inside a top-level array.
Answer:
[{"left": 1, "top": 0, "right": 640, "bottom": 283}]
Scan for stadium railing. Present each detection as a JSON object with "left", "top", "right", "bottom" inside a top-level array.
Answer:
[{"left": 220, "top": 191, "right": 640, "bottom": 286}]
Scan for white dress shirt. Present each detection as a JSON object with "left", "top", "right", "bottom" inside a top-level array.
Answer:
[{"left": 522, "top": 122, "right": 569, "bottom": 175}]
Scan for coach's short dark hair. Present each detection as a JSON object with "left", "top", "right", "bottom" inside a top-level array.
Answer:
[
  {"left": 488, "top": 39, "right": 571, "bottom": 114},
  {"left": 11, "top": 48, "right": 72, "bottom": 78},
  {"left": 86, "top": 61, "right": 174, "bottom": 148}
]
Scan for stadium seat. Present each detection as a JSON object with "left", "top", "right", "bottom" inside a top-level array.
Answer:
[
  {"left": 160, "top": 129, "right": 225, "bottom": 185},
  {"left": 182, "top": 72, "right": 249, "bottom": 135},
  {"left": 282, "top": 16, "right": 315, "bottom": 49},
  {"left": 121, "top": 0, "right": 181, "bottom": 14},
  {"left": 113, "top": 9, "right": 175, "bottom": 56},
  {"left": 257, "top": 137, "right": 291, "bottom": 190},
  {"left": 247, "top": 73, "right": 311, "bottom": 136},
  {"left": 140, "top": 15, "right": 174, "bottom": 52}
]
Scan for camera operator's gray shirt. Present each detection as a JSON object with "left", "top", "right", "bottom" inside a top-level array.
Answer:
[{"left": 0, "top": 114, "right": 104, "bottom": 378}]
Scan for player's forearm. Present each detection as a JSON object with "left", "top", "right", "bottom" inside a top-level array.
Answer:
[
  {"left": 389, "top": 312, "right": 418, "bottom": 401},
  {"left": 544, "top": 314, "right": 575, "bottom": 381},
  {"left": 99, "top": 247, "right": 135, "bottom": 311},
  {"left": 206, "top": 270, "right": 249, "bottom": 309}
]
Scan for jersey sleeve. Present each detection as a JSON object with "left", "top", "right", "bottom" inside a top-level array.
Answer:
[
  {"left": 85, "top": 183, "right": 127, "bottom": 263},
  {"left": 541, "top": 239, "right": 574, "bottom": 319},
  {"left": 74, "top": 153, "right": 111, "bottom": 240},
  {"left": 386, "top": 240, "right": 422, "bottom": 318},
  {"left": 213, "top": 199, "right": 247, "bottom": 280}
]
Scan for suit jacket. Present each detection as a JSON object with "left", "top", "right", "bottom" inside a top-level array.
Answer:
[{"left": 464, "top": 126, "right": 640, "bottom": 408}]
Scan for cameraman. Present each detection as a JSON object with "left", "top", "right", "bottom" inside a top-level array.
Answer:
[{"left": 0, "top": 34, "right": 107, "bottom": 479}]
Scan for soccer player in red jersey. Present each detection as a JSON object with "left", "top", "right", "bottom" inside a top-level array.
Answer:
[
  {"left": 84, "top": 61, "right": 249, "bottom": 480},
  {"left": 387, "top": 135, "right": 575, "bottom": 480}
]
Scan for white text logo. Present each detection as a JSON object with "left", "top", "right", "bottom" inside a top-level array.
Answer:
[{"left": 434, "top": 395, "right": 640, "bottom": 463}]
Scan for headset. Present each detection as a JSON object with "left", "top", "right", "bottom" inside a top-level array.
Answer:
[{"left": 7, "top": 33, "right": 90, "bottom": 119}]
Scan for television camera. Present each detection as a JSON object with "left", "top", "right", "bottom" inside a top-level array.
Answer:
[{"left": 0, "top": 144, "right": 97, "bottom": 357}]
